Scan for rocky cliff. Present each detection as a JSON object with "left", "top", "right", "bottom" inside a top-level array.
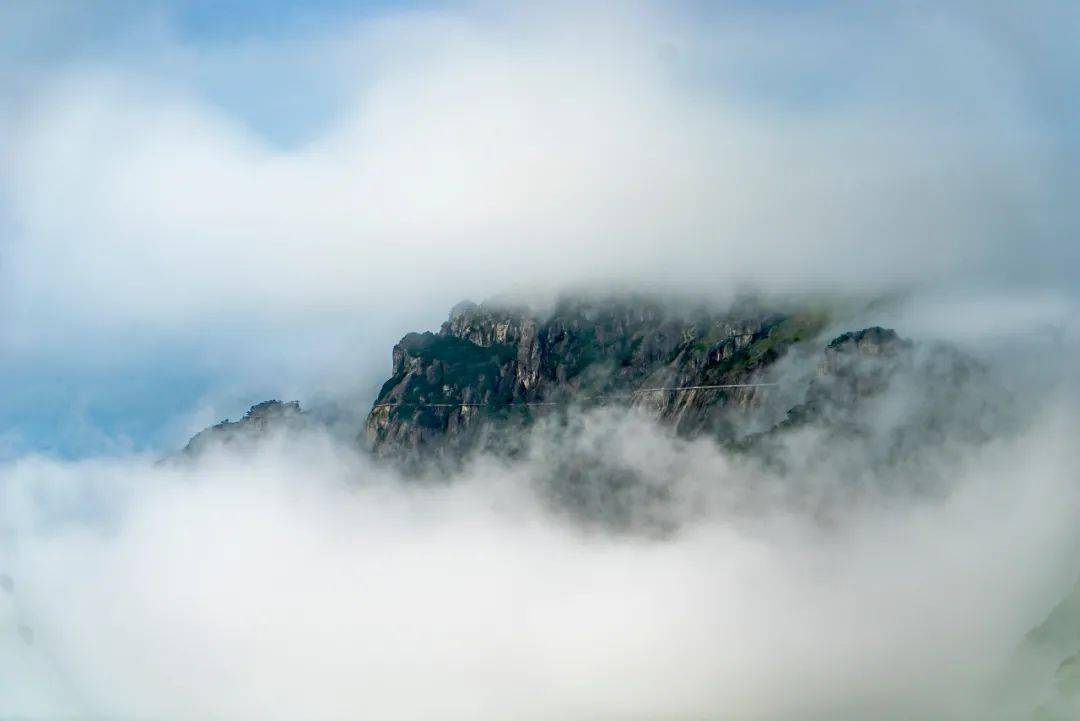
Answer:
[
  {"left": 361, "top": 296, "right": 1000, "bottom": 470},
  {"left": 176, "top": 295, "right": 995, "bottom": 476},
  {"left": 363, "top": 295, "right": 838, "bottom": 462}
]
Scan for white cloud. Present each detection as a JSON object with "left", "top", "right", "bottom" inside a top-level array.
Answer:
[
  {"left": 1, "top": 1, "right": 1072, "bottom": 346},
  {"left": 1, "top": 385, "right": 1078, "bottom": 720}
]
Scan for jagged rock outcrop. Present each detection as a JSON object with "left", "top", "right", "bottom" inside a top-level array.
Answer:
[
  {"left": 364, "top": 295, "right": 830, "bottom": 462},
  {"left": 176, "top": 296, "right": 997, "bottom": 479},
  {"left": 171, "top": 290, "right": 1000, "bottom": 482},
  {"left": 182, "top": 400, "right": 307, "bottom": 456},
  {"left": 362, "top": 296, "right": 1004, "bottom": 473}
]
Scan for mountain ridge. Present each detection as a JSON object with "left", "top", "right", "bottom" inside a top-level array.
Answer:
[{"left": 363, "top": 295, "right": 831, "bottom": 463}]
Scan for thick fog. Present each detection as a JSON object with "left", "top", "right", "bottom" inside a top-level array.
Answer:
[{"left": 1, "top": 1, "right": 1079, "bottom": 719}]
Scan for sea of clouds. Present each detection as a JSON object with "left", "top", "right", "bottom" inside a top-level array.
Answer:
[
  {"left": 1, "top": 1, "right": 1079, "bottom": 719},
  {"left": 2, "top": 355, "right": 1079, "bottom": 720}
]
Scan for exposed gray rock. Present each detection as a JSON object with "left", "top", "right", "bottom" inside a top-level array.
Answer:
[{"left": 364, "top": 295, "right": 830, "bottom": 465}]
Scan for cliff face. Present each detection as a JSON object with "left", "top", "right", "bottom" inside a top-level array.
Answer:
[
  {"left": 364, "top": 296, "right": 831, "bottom": 462},
  {"left": 361, "top": 296, "right": 1002, "bottom": 470}
]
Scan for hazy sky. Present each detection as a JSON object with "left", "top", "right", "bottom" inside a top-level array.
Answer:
[{"left": 1, "top": 0, "right": 1078, "bottom": 456}]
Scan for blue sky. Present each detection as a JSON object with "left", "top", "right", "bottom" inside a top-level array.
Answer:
[{"left": 1, "top": 0, "right": 1077, "bottom": 458}]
